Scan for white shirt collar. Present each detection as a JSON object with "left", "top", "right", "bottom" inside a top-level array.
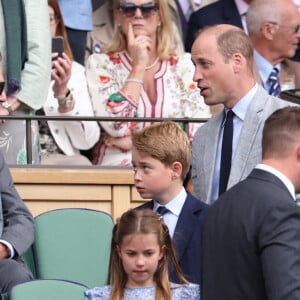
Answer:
[
  {"left": 153, "top": 188, "right": 187, "bottom": 217},
  {"left": 234, "top": 0, "right": 249, "bottom": 16},
  {"left": 230, "top": 83, "right": 258, "bottom": 122}
]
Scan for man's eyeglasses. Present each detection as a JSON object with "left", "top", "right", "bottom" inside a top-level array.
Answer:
[
  {"left": 0, "top": 82, "right": 5, "bottom": 95},
  {"left": 269, "top": 21, "right": 300, "bottom": 34},
  {"left": 118, "top": 2, "right": 159, "bottom": 18}
]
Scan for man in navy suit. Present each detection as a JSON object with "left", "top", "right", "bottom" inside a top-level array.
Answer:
[
  {"left": 185, "top": 0, "right": 252, "bottom": 52},
  {"left": 131, "top": 121, "right": 209, "bottom": 284},
  {"left": 201, "top": 106, "right": 300, "bottom": 299}
]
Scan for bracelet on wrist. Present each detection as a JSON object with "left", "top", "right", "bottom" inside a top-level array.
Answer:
[
  {"left": 54, "top": 89, "right": 71, "bottom": 101},
  {"left": 58, "top": 94, "right": 73, "bottom": 108},
  {"left": 125, "top": 78, "right": 143, "bottom": 85},
  {"left": 1, "top": 101, "right": 13, "bottom": 113}
]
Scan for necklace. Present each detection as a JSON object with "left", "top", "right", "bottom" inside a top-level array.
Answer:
[{"left": 124, "top": 51, "right": 160, "bottom": 70}]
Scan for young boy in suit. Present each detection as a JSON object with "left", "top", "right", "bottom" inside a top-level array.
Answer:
[{"left": 132, "top": 121, "right": 209, "bottom": 285}]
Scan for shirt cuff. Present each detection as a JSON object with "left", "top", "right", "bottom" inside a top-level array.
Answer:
[{"left": 0, "top": 240, "right": 15, "bottom": 259}]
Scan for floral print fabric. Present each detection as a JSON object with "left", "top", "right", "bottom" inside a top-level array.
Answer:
[{"left": 86, "top": 51, "right": 210, "bottom": 166}]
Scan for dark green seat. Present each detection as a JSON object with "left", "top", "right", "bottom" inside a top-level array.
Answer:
[
  {"left": 10, "top": 279, "right": 87, "bottom": 300},
  {"left": 33, "top": 208, "right": 114, "bottom": 288}
]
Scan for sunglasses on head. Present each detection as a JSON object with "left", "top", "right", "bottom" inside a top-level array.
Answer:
[
  {"left": 118, "top": 2, "right": 159, "bottom": 18},
  {"left": 0, "top": 82, "right": 5, "bottom": 95}
]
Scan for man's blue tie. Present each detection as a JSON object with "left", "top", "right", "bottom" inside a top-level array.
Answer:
[
  {"left": 219, "top": 110, "right": 234, "bottom": 196},
  {"left": 268, "top": 67, "right": 281, "bottom": 96},
  {"left": 156, "top": 206, "right": 169, "bottom": 217}
]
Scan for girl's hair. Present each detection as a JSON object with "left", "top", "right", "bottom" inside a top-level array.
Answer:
[
  {"left": 104, "top": 0, "right": 175, "bottom": 60},
  {"left": 48, "top": 0, "right": 74, "bottom": 60},
  {"left": 108, "top": 209, "right": 188, "bottom": 300}
]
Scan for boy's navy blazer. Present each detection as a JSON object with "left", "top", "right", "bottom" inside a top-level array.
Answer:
[{"left": 138, "top": 192, "right": 209, "bottom": 284}]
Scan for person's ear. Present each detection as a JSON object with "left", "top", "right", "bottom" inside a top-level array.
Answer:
[
  {"left": 117, "top": 245, "right": 122, "bottom": 258},
  {"left": 296, "top": 144, "right": 300, "bottom": 162},
  {"left": 171, "top": 161, "right": 182, "bottom": 180},
  {"left": 261, "top": 22, "right": 277, "bottom": 40},
  {"left": 232, "top": 52, "right": 244, "bottom": 73},
  {"left": 159, "top": 245, "right": 165, "bottom": 260}
]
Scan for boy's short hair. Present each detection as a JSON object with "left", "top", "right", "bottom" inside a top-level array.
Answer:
[{"left": 132, "top": 121, "right": 191, "bottom": 180}]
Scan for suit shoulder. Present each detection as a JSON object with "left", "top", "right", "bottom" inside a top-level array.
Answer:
[
  {"left": 269, "top": 96, "right": 298, "bottom": 109},
  {"left": 190, "top": 0, "right": 224, "bottom": 19},
  {"left": 189, "top": 2, "right": 225, "bottom": 29},
  {"left": 186, "top": 193, "right": 210, "bottom": 213},
  {"left": 259, "top": 96, "right": 297, "bottom": 120}
]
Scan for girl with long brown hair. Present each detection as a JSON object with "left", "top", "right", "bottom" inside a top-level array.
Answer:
[{"left": 84, "top": 209, "right": 200, "bottom": 300}]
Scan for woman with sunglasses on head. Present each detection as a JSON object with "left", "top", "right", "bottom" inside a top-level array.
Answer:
[
  {"left": 38, "top": 0, "right": 100, "bottom": 165},
  {"left": 86, "top": 0, "right": 211, "bottom": 166}
]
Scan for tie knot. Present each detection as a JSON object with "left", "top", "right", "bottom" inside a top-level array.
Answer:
[
  {"left": 156, "top": 206, "right": 169, "bottom": 216},
  {"left": 268, "top": 67, "right": 281, "bottom": 96},
  {"left": 271, "top": 67, "right": 279, "bottom": 75},
  {"left": 269, "top": 67, "right": 279, "bottom": 80},
  {"left": 225, "top": 110, "right": 234, "bottom": 120}
]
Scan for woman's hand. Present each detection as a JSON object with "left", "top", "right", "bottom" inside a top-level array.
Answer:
[
  {"left": 126, "top": 22, "right": 152, "bottom": 70},
  {"left": 52, "top": 52, "right": 72, "bottom": 96},
  {"left": 104, "top": 135, "right": 132, "bottom": 152}
]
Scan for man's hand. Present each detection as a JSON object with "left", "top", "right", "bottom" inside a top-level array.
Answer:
[{"left": 0, "top": 243, "right": 10, "bottom": 260}]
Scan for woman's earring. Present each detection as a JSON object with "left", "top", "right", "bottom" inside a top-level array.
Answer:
[{"left": 117, "top": 23, "right": 123, "bottom": 35}]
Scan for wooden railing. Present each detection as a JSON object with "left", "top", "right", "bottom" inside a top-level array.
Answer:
[{"left": 10, "top": 166, "right": 147, "bottom": 221}]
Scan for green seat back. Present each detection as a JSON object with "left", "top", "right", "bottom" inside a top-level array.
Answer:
[
  {"left": 34, "top": 209, "right": 114, "bottom": 288},
  {"left": 10, "top": 279, "right": 87, "bottom": 300}
]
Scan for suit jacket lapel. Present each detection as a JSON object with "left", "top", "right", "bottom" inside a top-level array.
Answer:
[
  {"left": 172, "top": 196, "right": 199, "bottom": 262},
  {"left": 229, "top": 86, "right": 266, "bottom": 187},
  {"left": 204, "top": 112, "right": 224, "bottom": 201}
]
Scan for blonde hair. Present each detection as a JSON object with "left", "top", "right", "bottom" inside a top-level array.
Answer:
[
  {"left": 108, "top": 209, "right": 188, "bottom": 300},
  {"left": 132, "top": 121, "right": 191, "bottom": 181},
  {"left": 104, "top": 0, "right": 175, "bottom": 59}
]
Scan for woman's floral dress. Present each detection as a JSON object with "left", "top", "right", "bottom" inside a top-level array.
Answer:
[{"left": 86, "top": 51, "right": 210, "bottom": 166}]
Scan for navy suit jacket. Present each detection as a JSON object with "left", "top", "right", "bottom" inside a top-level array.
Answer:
[
  {"left": 185, "top": 0, "right": 242, "bottom": 52},
  {"left": 138, "top": 192, "right": 209, "bottom": 284}
]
